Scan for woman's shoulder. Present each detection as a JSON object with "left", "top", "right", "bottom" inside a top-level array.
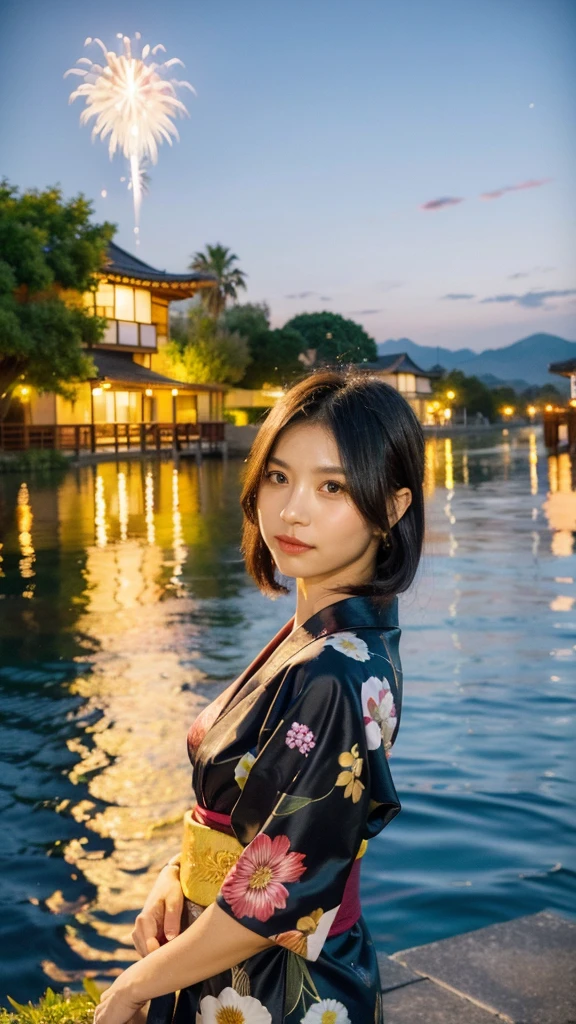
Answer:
[{"left": 288, "top": 624, "right": 402, "bottom": 705}]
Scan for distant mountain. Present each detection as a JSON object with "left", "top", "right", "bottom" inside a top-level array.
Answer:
[{"left": 377, "top": 333, "right": 576, "bottom": 388}]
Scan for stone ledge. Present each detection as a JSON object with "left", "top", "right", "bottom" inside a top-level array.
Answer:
[{"left": 382, "top": 909, "right": 576, "bottom": 1024}]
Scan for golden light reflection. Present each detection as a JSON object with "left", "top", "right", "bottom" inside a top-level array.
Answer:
[
  {"left": 424, "top": 438, "right": 437, "bottom": 498},
  {"left": 444, "top": 438, "right": 454, "bottom": 492},
  {"left": 544, "top": 454, "right": 576, "bottom": 558},
  {"left": 145, "top": 469, "right": 156, "bottom": 545},
  {"left": 17, "top": 482, "right": 36, "bottom": 596},
  {"left": 462, "top": 451, "right": 469, "bottom": 487},
  {"left": 45, "top": 461, "right": 212, "bottom": 975},
  {"left": 118, "top": 471, "right": 129, "bottom": 542},
  {"left": 95, "top": 475, "right": 108, "bottom": 547},
  {"left": 171, "top": 467, "right": 187, "bottom": 589},
  {"left": 529, "top": 431, "right": 539, "bottom": 497}
]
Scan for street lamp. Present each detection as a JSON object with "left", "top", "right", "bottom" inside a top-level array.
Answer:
[
  {"left": 446, "top": 390, "right": 456, "bottom": 401},
  {"left": 527, "top": 405, "right": 536, "bottom": 420},
  {"left": 545, "top": 404, "right": 553, "bottom": 412},
  {"left": 443, "top": 407, "right": 451, "bottom": 421},
  {"left": 502, "top": 406, "right": 514, "bottom": 419}
]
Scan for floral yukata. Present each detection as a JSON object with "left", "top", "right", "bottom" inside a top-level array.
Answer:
[{"left": 168, "top": 595, "right": 403, "bottom": 1024}]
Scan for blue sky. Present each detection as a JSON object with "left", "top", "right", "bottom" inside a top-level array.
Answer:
[{"left": 1, "top": 0, "right": 575, "bottom": 350}]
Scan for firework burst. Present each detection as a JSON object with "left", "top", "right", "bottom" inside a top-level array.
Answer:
[{"left": 65, "top": 33, "right": 194, "bottom": 231}]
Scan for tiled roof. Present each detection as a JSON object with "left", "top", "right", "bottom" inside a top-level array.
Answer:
[
  {"left": 104, "top": 241, "right": 216, "bottom": 286},
  {"left": 354, "top": 352, "right": 434, "bottom": 378},
  {"left": 549, "top": 358, "right": 576, "bottom": 377},
  {"left": 88, "top": 350, "right": 226, "bottom": 392}
]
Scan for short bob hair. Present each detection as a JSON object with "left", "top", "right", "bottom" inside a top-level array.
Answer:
[{"left": 241, "top": 369, "right": 425, "bottom": 601}]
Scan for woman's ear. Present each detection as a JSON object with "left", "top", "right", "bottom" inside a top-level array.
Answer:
[{"left": 388, "top": 487, "right": 412, "bottom": 527}]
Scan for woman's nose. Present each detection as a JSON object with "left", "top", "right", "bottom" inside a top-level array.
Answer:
[{"left": 280, "top": 495, "right": 311, "bottom": 526}]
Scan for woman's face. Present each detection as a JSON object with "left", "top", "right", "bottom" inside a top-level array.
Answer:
[{"left": 257, "top": 421, "right": 395, "bottom": 589}]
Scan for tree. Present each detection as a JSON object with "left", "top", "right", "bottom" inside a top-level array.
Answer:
[
  {"left": 0, "top": 180, "right": 115, "bottom": 421},
  {"left": 168, "top": 305, "right": 250, "bottom": 385},
  {"left": 283, "top": 311, "right": 377, "bottom": 365},
  {"left": 240, "top": 326, "right": 306, "bottom": 389},
  {"left": 189, "top": 244, "right": 247, "bottom": 318},
  {"left": 431, "top": 369, "right": 496, "bottom": 420},
  {"left": 221, "top": 302, "right": 270, "bottom": 340}
]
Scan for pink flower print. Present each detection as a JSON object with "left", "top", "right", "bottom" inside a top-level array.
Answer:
[
  {"left": 221, "top": 833, "right": 306, "bottom": 922},
  {"left": 285, "top": 721, "right": 316, "bottom": 756}
]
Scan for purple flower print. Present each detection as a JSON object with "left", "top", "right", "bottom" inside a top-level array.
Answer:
[{"left": 285, "top": 721, "right": 316, "bottom": 756}]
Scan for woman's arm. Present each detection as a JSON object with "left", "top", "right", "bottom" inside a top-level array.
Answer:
[{"left": 95, "top": 901, "right": 274, "bottom": 1024}]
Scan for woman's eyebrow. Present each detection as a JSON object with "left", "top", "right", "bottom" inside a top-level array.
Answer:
[{"left": 268, "top": 456, "right": 345, "bottom": 474}]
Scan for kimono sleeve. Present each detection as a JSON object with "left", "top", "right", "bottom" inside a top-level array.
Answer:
[{"left": 215, "top": 652, "right": 401, "bottom": 961}]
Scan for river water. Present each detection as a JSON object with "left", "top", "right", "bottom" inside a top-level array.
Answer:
[{"left": 0, "top": 427, "right": 574, "bottom": 1004}]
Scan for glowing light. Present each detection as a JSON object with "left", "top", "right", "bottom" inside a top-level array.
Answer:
[
  {"left": 171, "top": 388, "right": 179, "bottom": 396},
  {"left": 446, "top": 390, "right": 455, "bottom": 400},
  {"left": 443, "top": 407, "right": 451, "bottom": 420},
  {"left": 545, "top": 404, "right": 553, "bottom": 412},
  {"left": 570, "top": 399, "right": 576, "bottom": 409},
  {"left": 92, "top": 387, "right": 103, "bottom": 396},
  {"left": 20, "top": 386, "right": 29, "bottom": 396},
  {"left": 65, "top": 34, "right": 195, "bottom": 230},
  {"left": 101, "top": 188, "right": 107, "bottom": 198},
  {"left": 527, "top": 405, "right": 536, "bottom": 417},
  {"left": 502, "top": 406, "right": 514, "bottom": 417},
  {"left": 145, "top": 388, "right": 153, "bottom": 397}
]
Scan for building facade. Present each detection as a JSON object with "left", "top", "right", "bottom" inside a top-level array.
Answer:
[
  {"left": 8, "top": 242, "right": 227, "bottom": 445},
  {"left": 353, "top": 353, "right": 435, "bottom": 422}
]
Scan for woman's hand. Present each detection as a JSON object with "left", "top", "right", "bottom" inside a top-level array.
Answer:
[
  {"left": 131, "top": 862, "right": 184, "bottom": 957},
  {"left": 93, "top": 967, "right": 148, "bottom": 1024}
]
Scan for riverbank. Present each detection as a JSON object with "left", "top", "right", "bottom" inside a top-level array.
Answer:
[{"left": 3, "top": 910, "right": 574, "bottom": 1023}]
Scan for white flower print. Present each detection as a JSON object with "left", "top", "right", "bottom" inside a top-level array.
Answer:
[
  {"left": 286, "top": 721, "right": 316, "bottom": 756},
  {"left": 323, "top": 631, "right": 370, "bottom": 662},
  {"left": 197, "top": 987, "right": 271, "bottom": 1023},
  {"left": 234, "top": 751, "right": 256, "bottom": 790},
  {"left": 300, "top": 998, "right": 351, "bottom": 1023},
  {"left": 361, "top": 675, "right": 397, "bottom": 751}
]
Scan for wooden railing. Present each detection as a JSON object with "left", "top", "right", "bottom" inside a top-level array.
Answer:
[{"left": 0, "top": 422, "right": 226, "bottom": 455}]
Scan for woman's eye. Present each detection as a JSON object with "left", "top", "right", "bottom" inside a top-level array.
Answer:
[
  {"left": 265, "top": 470, "right": 287, "bottom": 484},
  {"left": 322, "top": 480, "right": 344, "bottom": 494}
]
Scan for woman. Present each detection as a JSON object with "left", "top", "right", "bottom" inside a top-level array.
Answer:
[{"left": 94, "top": 370, "right": 425, "bottom": 1024}]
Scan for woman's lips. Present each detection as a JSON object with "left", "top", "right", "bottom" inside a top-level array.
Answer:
[{"left": 275, "top": 535, "right": 315, "bottom": 555}]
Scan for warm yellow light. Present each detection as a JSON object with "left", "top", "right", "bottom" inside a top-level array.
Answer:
[
  {"left": 171, "top": 389, "right": 179, "bottom": 397},
  {"left": 145, "top": 388, "right": 153, "bottom": 397},
  {"left": 545, "top": 404, "right": 553, "bottom": 412},
  {"left": 570, "top": 399, "right": 576, "bottom": 409},
  {"left": 446, "top": 390, "right": 456, "bottom": 400},
  {"left": 527, "top": 405, "right": 536, "bottom": 416},
  {"left": 443, "top": 408, "right": 451, "bottom": 420},
  {"left": 92, "top": 387, "right": 103, "bottom": 396},
  {"left": 102, "top": 382, "right": 112, "bottom": 390},
  {"left": 503, "top": 406, "right": 514, "bottom": 416},
  {"left": 20, "top": 386, "right": 29, "bottom": 396},
  {"left": 432, "top": 400, "right": 441, "bottom": 411},
  {"left": 426, "top": 404, "right": 435, "bottom": 413}
]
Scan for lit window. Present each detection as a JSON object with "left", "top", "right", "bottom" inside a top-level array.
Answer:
[
  {"left": 134, "top": 288, "right": 152, "bottom": 323},
  {"left": 83, "top": 292, "right": 95, "bottom": 312},
  {"left": 95, "top": 282, "right": 115, "bottom": 318},
  {"left": 115, "top": 285, "right": 135, "bottom": 321},
  {"left": 140, "top": 325, "right": 157, "bottom": 348},
  {"left": 118, "top": 322, "right": 138, "bottom": 346},
  {"left": 102, "top": 321, "right": 117, "bottom": 345}
]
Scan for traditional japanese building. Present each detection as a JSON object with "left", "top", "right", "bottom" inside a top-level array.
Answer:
[
  {"left": 352, "top": 352, "right": 435, "bottom": 422},
  {"left": 6, "top": 242, "right": 227, "bottom": 452}
]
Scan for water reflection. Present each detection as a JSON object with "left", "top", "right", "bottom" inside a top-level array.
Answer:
[{"left": 0, "top": 429, "right": 575, "bottom": 999}]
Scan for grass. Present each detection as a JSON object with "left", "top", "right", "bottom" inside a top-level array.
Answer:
[{"left": 0, "top": 979, "right": 100, "bottom": 1024}]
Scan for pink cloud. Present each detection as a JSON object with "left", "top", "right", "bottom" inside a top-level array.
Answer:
[
  {"left": 480, "top": 178, "right": 552, "bottom": 201},
  {"left": 420, "top": 196, "right": 464, "bottom": 211}
]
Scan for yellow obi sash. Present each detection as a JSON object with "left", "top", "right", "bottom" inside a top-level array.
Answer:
[{"left": 179, "top": 808, "right": 368, "bottom": 906}]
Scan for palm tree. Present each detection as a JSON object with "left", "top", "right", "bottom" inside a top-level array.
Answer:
[{"left": 189, "top": 244, "right": 247, "bottom": 318}]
